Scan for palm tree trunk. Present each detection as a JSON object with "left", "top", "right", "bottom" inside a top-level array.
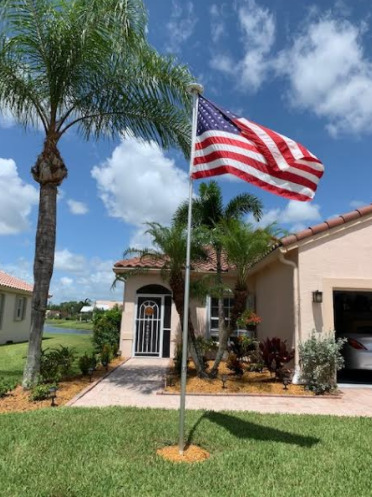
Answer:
[
  {"left": 210, "top": 246, "right": 227, "bottom": 377},
  {"left": 170, "top": 273, "right": 206, "bottom": 377},
  {"left": 22, "top": 136, "right": 67, "bottom": 387}
]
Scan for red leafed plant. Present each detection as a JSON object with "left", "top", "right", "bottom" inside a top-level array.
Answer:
[{"left": 259, "top": 337, "right": 294, "bottom": 374}]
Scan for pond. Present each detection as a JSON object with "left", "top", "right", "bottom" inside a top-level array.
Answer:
[{"left": 43, "top": 325, "right": 92, "bottom": 335}]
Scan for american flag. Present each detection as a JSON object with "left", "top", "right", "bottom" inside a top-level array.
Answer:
[{"left": 192, "top": 96, "right": 324, "bottom": 201}]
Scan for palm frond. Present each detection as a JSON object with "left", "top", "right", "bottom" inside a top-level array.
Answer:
[{"left": 225, "top": 193, "right": 263, "bottom": 221}]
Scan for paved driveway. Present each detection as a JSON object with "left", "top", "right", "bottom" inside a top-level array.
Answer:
[{"left": 69, "top": 358, "right": 372, "bottom": 416}]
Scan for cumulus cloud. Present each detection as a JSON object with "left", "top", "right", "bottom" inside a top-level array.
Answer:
[
  {"left": 91, "top": 137, "right": 189, "bottom": 227},
  {"left": 166, "top": 1, "right": 197, "bottom": 53},
  {"left": 54, "top": 249, "right": 86, "bottom": 273},
  {"left": 0, "top": 158, "right": 38, "bottom": 235},
  {"left": 51, "top": 249, "right": 122, "bottom": 302},
  {"left": 210, "top": 0, "right": 276, "bottom": 92},
  {"left": 276, "top": 18, "right": 372, "bottom": 136},
  {"left": 66, "top": 199, "right": 89, "bottom": 215},
  {"left": 248, "top": 200, "right": 322, "bottom": 232}
]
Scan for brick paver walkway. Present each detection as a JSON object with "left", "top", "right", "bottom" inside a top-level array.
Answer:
[{"left": 69, "top": 358, "right": 372, "bottom": 416}]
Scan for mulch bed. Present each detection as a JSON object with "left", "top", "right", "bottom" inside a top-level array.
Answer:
[
  {"left": 0, "top": 357, "right": 123, "bottom": 414},
  {"left": 157, "top": 444, "right": 210, "bottom": 463},
  {"left": 165, "top": 361, "right": 316, "bottom": 396}
]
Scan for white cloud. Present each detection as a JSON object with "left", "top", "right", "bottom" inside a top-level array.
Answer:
[
  {"left": 350, "top": 200, "right": 367, "bottom": 209},
  {"left": 276, "top": 18, "right": 372, "bottom": 136},
  {"left": 91, "top": 137, "right": 189, "bottom": 227},
  {"left": 128, "top": 228, "right": 155, "bottom": 250},
  {"left": 210, "top": 0, "right": 276, "bottom": 92},
  {"left": 54, "top": 249, "right": 86, "bottom": 273},
  {"left": 0, "top": 109, "right": 17, "bottom": 128},
  {"left": 51, "top": 250, "right": 122, "bottom": 302},
  {"left": 166, "top": 1, "right": 197, "bottom": 53},
  {"left": 248, "top": 200, "right": 321, "bottom": 231},
  {"left": 66, "top": 199, "right": 89, "bottom": 215},
  {"left": 0, "top": 158, "right": 38, "bottom": 235},
  {"left": 210, "top": 4, "right": 225, "bottom": 43}
]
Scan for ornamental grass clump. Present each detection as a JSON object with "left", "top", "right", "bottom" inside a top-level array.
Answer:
[{"left": 299, "top": 333, "right": 346, "bottom": 395}]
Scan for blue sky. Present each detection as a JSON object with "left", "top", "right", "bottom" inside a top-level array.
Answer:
[{"left": 1, "top": 0, "right": 372, "bottom": 303}]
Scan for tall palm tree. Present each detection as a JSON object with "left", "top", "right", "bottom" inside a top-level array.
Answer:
[
  {"left": 120, "top": 221, "right": 207, "bottom": 376},
  {"left": 210, "top": 220, "right": 278, "bottom": 374},
  {"left": 174, "top": 181, "right": 263, "bottom": 375},
  {"left": 0, "top": 0, "right": 193, "bottom": 386}
]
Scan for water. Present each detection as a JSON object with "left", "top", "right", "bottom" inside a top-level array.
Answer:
[{"left": 43, "top": 324, "right": 92, "bottom": 335}]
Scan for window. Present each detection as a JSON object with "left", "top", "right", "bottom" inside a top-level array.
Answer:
[
  {"left": 209, "top": 296, "right": 234, "bottom": 335},
  {"left": 0, "top": 294, "right": 5, "bottom": 329},
  {"left": 14, "top": 296, "right": 27, "bottom": 321}
]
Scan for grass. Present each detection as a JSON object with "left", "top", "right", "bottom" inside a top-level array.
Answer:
[
  {"left": 45, "top": 319, "right": 93, "bottom": 330},
  {"left": 0, "top": 407, "right": 371, "bottom": 497},
  {"left": 0, "top": 333, "right": 94, "bottom": 383}
]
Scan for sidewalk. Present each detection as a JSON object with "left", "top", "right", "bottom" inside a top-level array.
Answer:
[{"left": 69, "top": 358, "right": 372, "bottom": 416}]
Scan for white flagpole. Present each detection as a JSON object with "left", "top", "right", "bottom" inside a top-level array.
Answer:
[{"left": 178, "top": 82, "right": 203, "bottom": 455}]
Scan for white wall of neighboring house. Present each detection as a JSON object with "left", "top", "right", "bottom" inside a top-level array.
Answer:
[{"left": 0, "top": 288, "right": 32, "bottom": 344}]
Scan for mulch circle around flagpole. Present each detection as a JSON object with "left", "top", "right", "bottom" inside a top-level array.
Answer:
[{"left": 157, "top": 444, "right": 210, "bottom": 463}]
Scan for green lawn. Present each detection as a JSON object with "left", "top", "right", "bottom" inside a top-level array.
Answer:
[
  {"left": 45, "top": 319, "right": 93, "bottom": 330},
  {"left": 0, "top": 333, "right": 93, "bottom": 383},
  {"left": 0, "top": 408, "right": 370, "bottom": 497}
]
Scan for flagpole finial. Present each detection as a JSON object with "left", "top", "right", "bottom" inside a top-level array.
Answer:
[{"left": 187, "top": 83, "right": 203, "bottom": 95}]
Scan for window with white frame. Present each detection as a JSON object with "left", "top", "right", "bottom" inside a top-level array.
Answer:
[
  {"left": 0, "top": 294, "right": 5, "bottom": 329},
  {"left": 209, "top": 296, "right": 234, "bottom": 335},
  {"left": 14, "top": 296, "right": 27, "bottom": 321}
]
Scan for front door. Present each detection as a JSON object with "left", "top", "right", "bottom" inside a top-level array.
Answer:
[{"left": 135, "top": 296, "right": 162, "bottom": 356}]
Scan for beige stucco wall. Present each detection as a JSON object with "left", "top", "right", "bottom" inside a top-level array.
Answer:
[
  {"left": 118, "top": 271, "right": 237, "bottom": 358},
  {"left": 250, "top": 257, "right": 295, "bottom": 347},
  {"left": 297, "top": 218, "right": 372, "bottom": 342},
  {"left": 0, "top": 288, "right": 32, "bottom": 344}
]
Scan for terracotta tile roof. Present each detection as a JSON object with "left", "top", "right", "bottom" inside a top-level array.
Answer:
[
  {"left": 281, "top": 203, "right": 372, "bottom": 247},
  {"left": 114, "top": 249, "right": 232, "bottom": 273},
  {"left": 0, "top": 270, "right": 33, "bottom": 293}
]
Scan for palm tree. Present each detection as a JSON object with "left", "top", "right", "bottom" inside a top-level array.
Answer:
[
  {"left": 210, "top": 219, "right": 278, "bottom": 374},
  {"left": 0, "top": 0, "right": 193, "bottom": 386},
  {"left": 174, "top": 181, "right": 263, "bottom": 375},
  {"left": 120, "top": 221, "right": 207, "bottom": 376}
]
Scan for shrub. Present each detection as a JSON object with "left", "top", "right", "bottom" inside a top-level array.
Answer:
[
  {"left": 229, "top": 336, "right": 259, "bottom": 359},
  {"left": 299, "top": 333, "right": 346, "bottom": 394},
  {"left": 173, "top": 344, "right": 189, "bottom": 376},
  {"left": 92, "top": 306, "right": 122, "bottom": 352},
  {"left": 259, "top": 337, "right": 294, "bottom": 374},
  {"left": 0, "top": 378, "right": 17, "bottom": 397},
  {"left": 30, "top": 383, "right": 57, "bottom": 401},
  {"left": 101, "top": 344, "right": 113, "bottom": 366},
  {"left": 39, "top": 345, "right": 76, "bottom": 383},
  {"left": 78, "top": 353, "right": 97, "bottom": 375},
  {"left": 226, "top": 352, "right": 244, "bottom": 376}
]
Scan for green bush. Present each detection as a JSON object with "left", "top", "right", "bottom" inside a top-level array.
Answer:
[
  {"left": 40, "top": 345, "right": 76, "bottom": 383},
  {"left": 0, "top": 378, "right": 17, "bottom": 397},
  {"left": 92, "top": 306, "right": 121, "bottom": 352},
  {"left": 30, "top": 383, "right": 57, "bottom": 401},
  {"left": 101, "top": 344, "right": 113, "bottom": 366},
  {"left": 78, "top": 353, "right": 97, "bottom": 375},
  {"left": 299, "top": 333, "right": 346, "bottom": 394}
]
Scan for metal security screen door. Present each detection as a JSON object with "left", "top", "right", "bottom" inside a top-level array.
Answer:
[{"left": 135, "top": 297, "right": 162, "bottom": 356}]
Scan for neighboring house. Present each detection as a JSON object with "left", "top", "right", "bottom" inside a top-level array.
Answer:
[
  {"left": 80, "top": 300, "right": 122, "bottom": 319},
  {"left": 0, "top": 270, "right": 33, "bottom": 344},
  {"left": 113, "top": 204, "right": 372, "bottom": 378}
]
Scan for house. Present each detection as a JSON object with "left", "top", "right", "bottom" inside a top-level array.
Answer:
[
  {"left": 113, "top": 204, "right": 372, "bottom": 380},
  {"left": 0, "top": 270, "right": 33, "bottom": 344},
  {"left": 79, "top": 300, "right": 122, "bottom": 320}
]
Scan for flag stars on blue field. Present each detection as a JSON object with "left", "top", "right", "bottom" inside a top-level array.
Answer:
[{"left": 197, "top": 96, "right": 240, "bottom": 137}]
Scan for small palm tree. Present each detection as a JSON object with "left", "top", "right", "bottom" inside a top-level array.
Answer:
[
  {"left": 119, "top": 221, "right": 208, "bottom": 376},
  {"left": 210, "top": 220, "right": 278, "bottom": 375},
  {"left": 0, "top": 0, "right": 193, "bottom": 386},
  {"left": 174, "top": 181, "right": 263, "bottom": 374}
]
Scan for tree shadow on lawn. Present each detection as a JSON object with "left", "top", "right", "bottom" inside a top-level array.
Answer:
[{"left": 187, "top": 411, "right": 320, "bottom": 448}]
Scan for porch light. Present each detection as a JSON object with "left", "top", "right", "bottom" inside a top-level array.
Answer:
[
  {"left": 49, "top": 386, "right": 57, "bottom": 407},
  {"left": 312, "top": 290, "right": 323, "bottom": 304}
]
